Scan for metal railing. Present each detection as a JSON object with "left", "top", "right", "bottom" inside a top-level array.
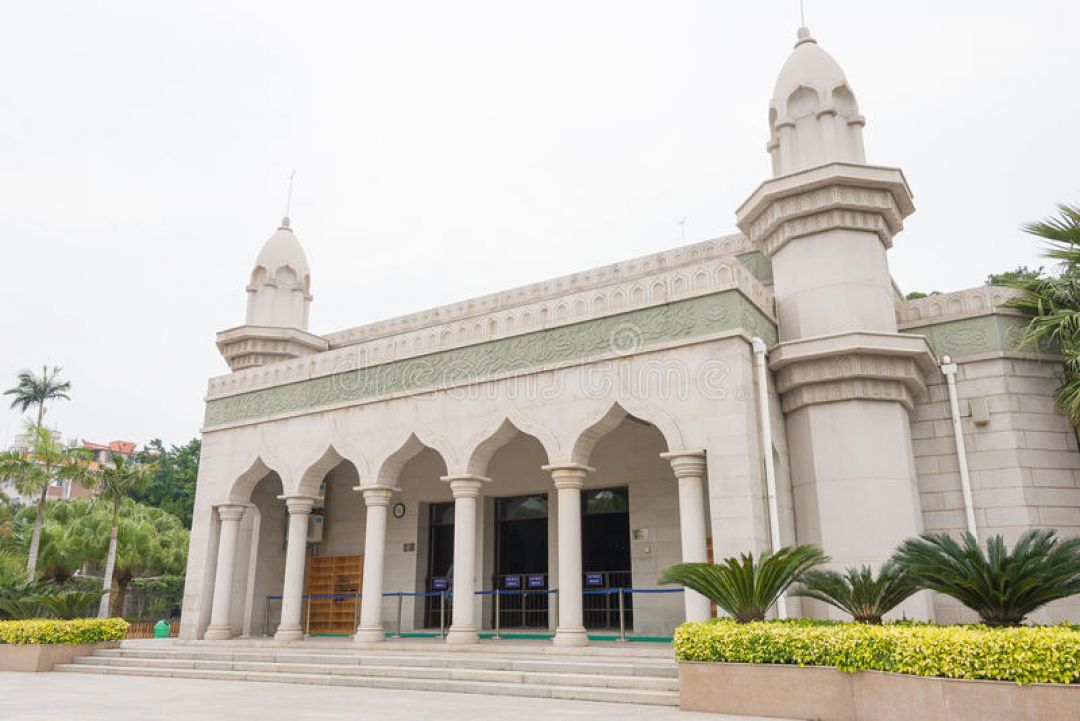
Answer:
[{"left": 264, "top": 585, "right": 683, "bottom": 641}]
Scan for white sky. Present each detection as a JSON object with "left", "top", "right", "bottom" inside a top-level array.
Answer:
[{"left": 2, "top": 1, "right": 1078, "bottom": 448}]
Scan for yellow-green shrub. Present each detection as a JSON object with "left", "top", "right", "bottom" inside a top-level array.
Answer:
[
  {"left": 0, "top": 618, "right": 129, "bottom": 645},
  {"left": 673, "top": 619, "right": 1080, "bottom": 685}
]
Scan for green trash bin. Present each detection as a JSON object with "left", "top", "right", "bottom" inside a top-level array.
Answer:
[{"left": 153, "top": 619, "right": 171, "bottom": 639}]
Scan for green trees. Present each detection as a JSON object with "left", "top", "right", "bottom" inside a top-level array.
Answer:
[
  {"left": 1004, "top": 202, "right": 1080, "bottom": 423},
  {"left": 4, "top": 366, "right": 71, "bottom": 427},
  {"left": 659, "top": 546, "right": 828, "bottom": 622},
  {"left": 894, "top": 530, "right": 1080, "bottom": 627},
  {"left": 130, "top": 439, "right": 200, "bottom": 528},
  {"left": 794, "top": 562, "right": 917, "bottom": 624},
  {"left": 94, "top": 454, "right": 157, "bottom": 617},
  {"left": 0, "top": 425, "right": 93, "bottom": 582}
]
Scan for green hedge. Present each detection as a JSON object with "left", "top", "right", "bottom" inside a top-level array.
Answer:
[
  {"left": 673, "top": 619, "right": 1080, "bottom": 685},
  {"left": 0, "top": 618, "right": 130, "bottom": 645}
]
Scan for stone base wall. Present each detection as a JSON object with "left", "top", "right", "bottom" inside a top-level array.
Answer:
[
  {"left": 679, "top": 662, "right": 1078, "bottom": 721},
  {"left": 0, "top": 641, "right": 118, "bottom": 672}
]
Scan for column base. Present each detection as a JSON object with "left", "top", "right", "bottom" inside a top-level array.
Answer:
[
  {"left": 203, "top": 625, "right": 234, "bottom": 641},
  {"left": 685, "top": 592, "right": 713, "bottom": 623},
  {"left": 273, "top": 626, "right": 305, "bottom": 642},
  {"left": 553, "top": 626, "right": 589, "bottom": 647},
  {"left": 353, "top": 626, "right": 387, "bottom": 643},
  {"left": 445, "top": 625, "right": 479, "bottom": 645}
]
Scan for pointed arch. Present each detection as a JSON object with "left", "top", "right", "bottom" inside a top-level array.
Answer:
[
  {"left": 295, "top": 445, "right": 359, "bottom": 498},
  {"left": 464, "top": 417, "right": 556, "bottom": 477},
  {"left": 570, "top": 402, "right": 684, "bottom": 466},
  {"left": 374, "top": 432, "right": 453, "bottom": 487},
  {"left": 226, "top": 456, "right": 283, "bottom": 504}
]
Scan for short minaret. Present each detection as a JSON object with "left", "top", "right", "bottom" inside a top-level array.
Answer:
[
  {"left": 737, "top": 29, "right": 936, "bottom": 619},
  {"left": 217, "top": 218, "right": 327, "bottom": 371}
]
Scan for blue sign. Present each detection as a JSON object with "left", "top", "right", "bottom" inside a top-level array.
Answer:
[
  {"left": 432, "top": 577, "right": 449, "bottom": 591},
  {"left": 503, "top": 575, "right": 522, "bottom": 589},
  {"left": 585, "top": 572, "right": 604, "bottom": 587},
  {"left": 526, "top": 574, "right": 545, "bottom": 589}
]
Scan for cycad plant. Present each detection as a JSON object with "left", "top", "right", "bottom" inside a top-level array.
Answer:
[
  {"left": 894, "top": 529, "right": 1080, "bottom": 627},
  {"left": 794, "top": 561, "right": 916, "bottom": 624},
  {"left": 659, "top": 545, "right": 827, "bottom": 622}
]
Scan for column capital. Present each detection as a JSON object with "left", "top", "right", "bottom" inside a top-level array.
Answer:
[
  {"left": 440, "top": 474, "right": 491, "bottom": 498},
  {"left": 215, "top": 504, "right": 246, "bottom": 522},
  {"left": 660, "top": 450, "right": 707, "bottom": 478},
  {"left": 353, "top": 484, "right": 399, "bottom": 506},
  {"left": 542, "top": 463, "right": 594, "bottom": 489},
  {"left": 278, "top": 495, "right": 316, "bottom": 514}
]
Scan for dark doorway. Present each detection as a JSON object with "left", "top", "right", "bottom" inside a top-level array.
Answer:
[
  {"left": 494, "top": 494, "right": 549, "bottom": 628},
  {"left": 424, "top": 502, "right": 454, "bottom": 628},
  {"left": 581, "top": 487, "right": 632, "bottom": 629}
]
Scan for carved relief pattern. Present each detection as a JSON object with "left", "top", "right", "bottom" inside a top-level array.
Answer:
[
  {"left": 204, "top": 291, "right": 778, "bottom": 428},
  {"left": 775, "top": 354, "right": 925, "bottom": 396},
  {"left": 745, "top": 185, "right": 902, "bottom": 256},
  {"left": 895, "top": 286, "right": 1022, "bottom": 327},
  {"left": 903, "top": 315, "right": 1032, "bottom": 359},
  {"left": 782, "top": 378, "right": 916, "bottom": 413},
  {"left": 207, "top": 249, "right": 774, "bottom": 400}
]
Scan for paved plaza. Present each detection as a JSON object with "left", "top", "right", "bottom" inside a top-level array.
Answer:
[{"left": 0, "top": 672, "right": 783, "bottom": 721}]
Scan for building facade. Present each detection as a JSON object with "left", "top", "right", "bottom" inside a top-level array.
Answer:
[{"left": 180, "top": 28, "right": 1080, "bottom": 643}]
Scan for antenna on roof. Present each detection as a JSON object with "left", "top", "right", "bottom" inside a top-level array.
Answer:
[
  {"left": 284, "top": 169, "right": 297, "bottom": 218},
  {"left": 677, "top": 217, "right": 687, "bottom": 244}
]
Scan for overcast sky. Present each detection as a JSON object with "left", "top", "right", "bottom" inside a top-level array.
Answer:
[{"left": 2, "top": 1, "right": 1078, "bottom": 448}]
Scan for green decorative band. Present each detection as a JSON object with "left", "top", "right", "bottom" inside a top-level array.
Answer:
[
  {"left": 902, "top": 313, "right": 1030, "bottom": 358},
  {"left": 736, "top": 251, "right": 773, "bottom": 282},
  {"left": 204, "top": 290, "right": 777, "bottom": 428}
]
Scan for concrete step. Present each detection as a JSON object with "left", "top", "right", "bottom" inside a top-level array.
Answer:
[
  {"left": 54, "top": 663, "right": 680, "bottom": 706},
  {"left": 91, "top": 647, "right": 678, "bottom": 678},
  {"left": 70, "top": 655, "right": 678, "bottom": 690}
]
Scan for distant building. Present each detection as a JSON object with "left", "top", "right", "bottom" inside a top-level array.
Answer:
[{"left": 0, "top": 435, "right": 137, "bottom": 503}]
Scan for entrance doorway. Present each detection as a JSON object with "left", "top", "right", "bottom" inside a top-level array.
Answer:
[
  {"left": 582, "top": 487, "right": 632, "bottom": 629},
  {"left": 424, "top": 501, "right": 454, "bottom": 628},
  {"left": 493, "top": 494, "right": 549, "bottom": 629}
]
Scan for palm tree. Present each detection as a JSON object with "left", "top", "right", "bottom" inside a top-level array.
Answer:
[
  {"left": 894, "top": 529, "right": 1080, "bottom": 627},
  {"left": 0, "top": 425, "right": 93, "bottom": 581},
  {"left": 1005, "top": 203, "right": 1080, "bottom": 422},
  {"left": 95, "top": 454, "right": 157, "bottom": 617},
  {"left": 4, "top": 366, "right": 71, "bottom": 426},
  {"left": 659, "top": 545, "right": 827, "bottom": 622},
  {"left": 793, "top": 561, "right": 917, "bottom": 624}
]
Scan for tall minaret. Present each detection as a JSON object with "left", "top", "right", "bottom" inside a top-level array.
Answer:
[
  {"left": 216, "top": 217, "right": 327, "bottom": 371},
  {"left": 737, "top": 29, "right": 935, "bottom": 619}
]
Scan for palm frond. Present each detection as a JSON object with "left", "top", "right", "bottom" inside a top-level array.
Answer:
[{"left": 793, "top": 561, "right": 916, "bottom": 623}]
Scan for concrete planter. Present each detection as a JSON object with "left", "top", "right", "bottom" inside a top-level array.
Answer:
[
  {"left": 0, "top": 641, "right": 119, "bottom": 672},
  {"left": 679, "top": 661, "right": 1078, "bottom": 721}
]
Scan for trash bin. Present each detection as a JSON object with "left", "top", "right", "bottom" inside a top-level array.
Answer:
[{"left": 153, "top": 619, "right": 171, "bottom": 638}]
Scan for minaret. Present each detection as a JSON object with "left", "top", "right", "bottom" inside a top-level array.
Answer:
[
  {"left": 216, "top": 218, "right": 327, "bottom": 371},
  {"left": 737, "top": 29, "right": 935, "bottom": 619}
]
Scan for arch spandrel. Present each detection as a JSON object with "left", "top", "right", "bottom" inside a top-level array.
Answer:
[{"left": 463, "top": 416, "right": 557, "bottom": 478}]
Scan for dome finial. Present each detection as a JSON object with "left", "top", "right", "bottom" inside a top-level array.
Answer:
[
  {"left": 280, "top": 216, "right": 291, "bottom": 231},
  {"left": 796, "top": 26, "right": 816, "bottom": 46}
]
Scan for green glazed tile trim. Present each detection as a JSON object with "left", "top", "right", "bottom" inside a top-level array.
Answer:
[
  {"left": 205, "top": 290, "right": 776, "bottom": 428},
  {"left": 902, "top": 314, "right": 1031, "bottom": 358},
  {"left": 736, "top": 251, "right": 773, "bottom": 282}
]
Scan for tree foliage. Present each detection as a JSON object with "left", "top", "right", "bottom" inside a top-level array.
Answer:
[
  {"left": 659, "top": 546, "right": 828, "bottom": 622},
  {"left": 986, "top": 265, "right": 1044, "bottom": 286},
  {"left": 1005, "top": 202, "right": 1080, "bottom": 423},
  {"left": 131, "top": 438, "right": 200, "bottom": 528},
  {"left": 893, "top": 529, "right": 1080, "bottom": 627},
  {"left": 4, "top": 366, "right": 71, "bottom": 426},
  {"left": 794, "top": 562, "right": 917, "bottom": 624}
]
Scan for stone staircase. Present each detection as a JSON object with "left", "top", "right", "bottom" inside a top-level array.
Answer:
[{"left": 55, "top": 641, "right": 680, "bottom": 706}]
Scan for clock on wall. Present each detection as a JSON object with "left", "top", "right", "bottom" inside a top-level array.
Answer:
[{"left": 392, "top": 502, "right": 406, "bottom": 519}]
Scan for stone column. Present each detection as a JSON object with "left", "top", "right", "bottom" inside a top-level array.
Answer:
[
  {"left": 660, "top": 451, "right": 711, "bottom": 622},
  {"left": 274, "top": 495, "right": 315, "bottom": 641},
  {"left": 544, "top": 464, "right": 593, "bottom": 647},
  {"left": 204, "top": 504, "right": 246, "bottom": 640},
  {"left": 354, "top": 485, "right": 397, "bottom": 643},
  {"left": 442, "top": 474, "right": 490, "bottom": 644}
]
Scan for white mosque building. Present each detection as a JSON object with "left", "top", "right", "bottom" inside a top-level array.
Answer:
[{"left": 179, "top": 28, "right": 1080, "bottom": 644}]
